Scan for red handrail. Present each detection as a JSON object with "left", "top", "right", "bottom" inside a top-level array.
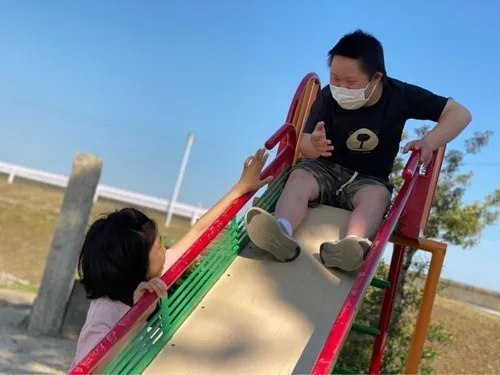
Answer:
[
  {"left": 278, "top": 72, "right": 321, "bottom": 161},
  {"left": 265, "top": 123, "right": 297, "bottom": 150},
  {"left": 285, "top": 72, "right": 321, "bottom": 125},
  {"left": 69, "top": 127, "right": 297, "bottom": 375},
  {"left": 402, "top": 150, "right": 421, "bottom": 181},
  {"left": 310, "top": 151, "right": 421, "bottom": 375}
]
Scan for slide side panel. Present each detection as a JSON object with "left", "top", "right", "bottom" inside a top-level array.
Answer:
[{"left": 145, "top": 205, "right": 358, "bottom": 374}]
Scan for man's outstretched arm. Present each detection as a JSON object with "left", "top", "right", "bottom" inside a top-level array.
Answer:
[{"left": 421, "top": 99, "right": 472, "bottom": 150}]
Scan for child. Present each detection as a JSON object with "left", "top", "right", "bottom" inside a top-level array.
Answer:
[
  {"left": 245, "top": 29, "right": 471, "bottom": 270},
  {"left": 70, "top": 148, "right": 272, "bottom": 372}
]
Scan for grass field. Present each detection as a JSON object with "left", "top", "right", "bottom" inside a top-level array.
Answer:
[
  {"left": 0, "top": 175, "right": 194, "bottom": 285},
  {"left": 430, "top": 297, "right": 500, "bottom": 374},
  {"left": 1, "top": 176, "right": 499, "bottom": 373}
]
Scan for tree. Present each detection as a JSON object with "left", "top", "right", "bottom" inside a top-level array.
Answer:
[{"left": 337, "top": 127, "right": 500, "bottom": 374}]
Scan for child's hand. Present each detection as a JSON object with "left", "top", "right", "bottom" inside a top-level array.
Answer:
[
  {"left": 310, "top": 121, "right": 334, "bottom": 157},
  {"left": 234, "top": 148, "right": 274, "bottom": 195},
  {"left": 133, "top": 278, "right": 168, "bottom": 305}
]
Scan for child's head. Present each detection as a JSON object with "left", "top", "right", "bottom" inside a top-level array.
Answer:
[{"left": 78, "top": 208, "right": 166, "bottom": 305}]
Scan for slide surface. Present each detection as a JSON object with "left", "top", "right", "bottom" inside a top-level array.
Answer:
[{"left": 144, "top": 205, "right": 359, "bottom": 374}]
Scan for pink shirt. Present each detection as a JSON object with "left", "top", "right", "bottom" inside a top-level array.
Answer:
[{"left": 69, "top": 249, "right": 181, "bottom": 371}]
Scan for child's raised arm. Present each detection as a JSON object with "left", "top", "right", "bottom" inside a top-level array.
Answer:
[{"left": 169, "top": 147, "right": 273, "bottom": 255}]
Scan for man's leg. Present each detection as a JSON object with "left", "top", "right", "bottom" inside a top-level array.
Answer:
[
  {"left": 275, "top": 169, "right": 320, "bottom": 231},
  {"left": 244, "top": 163, "right": 322, "bottom": 262},
  {"left": 346, "top": 185, "right": 391, "bottom": 239},
  {"left": 320, "top": 181, "right": 391, "bottom": 271}
]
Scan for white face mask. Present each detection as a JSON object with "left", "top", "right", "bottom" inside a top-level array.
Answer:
[{"left": 330, "top": 81, "right": 377, "bottom": 110}]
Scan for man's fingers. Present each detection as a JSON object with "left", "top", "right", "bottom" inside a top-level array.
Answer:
[
  {"left": 314, "top": 121, "right": 325, "bottom": 133},
  {"left": 403, "top": 141, "right": 415, "bottom": 153},
  {"left": 320, "top": 152, "right": 332, "bottom": 157},
  {"left": 422, "top": 152, "right": 433, "bottom": 167},
  {"left": 403, "top": 141, "right": 422, "bottom": 154}
]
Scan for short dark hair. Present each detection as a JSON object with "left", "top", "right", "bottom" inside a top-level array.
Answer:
[
  {"left": 327, "top": 29, "right": 387, "bottom": 79},
  {"left": 78, "top": 208, "right": 158, "bottom": 306}
]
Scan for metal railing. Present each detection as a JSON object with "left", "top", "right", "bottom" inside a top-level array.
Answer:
[{"left": 0, "top": 160, "right": 207, "bottom": 225}]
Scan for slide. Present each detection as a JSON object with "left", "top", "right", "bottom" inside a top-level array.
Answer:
[
  {"left": 144, "top": 205, "right": 354, "bottom": 374},
  {"left": 70, "top": 73, "right": 435, "bottom": 375}
]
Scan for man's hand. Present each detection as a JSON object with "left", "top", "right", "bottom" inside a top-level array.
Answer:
[
  {"left": 310, "top": 121, "right": 334, "bottom": 157},
  {"left": 402, "top": 138, "right": 433, "bottom": 166}
]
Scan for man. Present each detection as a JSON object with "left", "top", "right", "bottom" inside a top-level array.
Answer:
[{"left": 244, "top": 29, "right": 472, "bottom": 271}]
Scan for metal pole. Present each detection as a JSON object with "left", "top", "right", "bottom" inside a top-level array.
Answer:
[
  {"left": 405, "top": 246, "right": 446, "bottom": 374},
  {"left": 166, "top": 132, "right": 195, "bottom": 227},
  {"left": 369, "top": 243, "right": 406, "bottom": 374}
]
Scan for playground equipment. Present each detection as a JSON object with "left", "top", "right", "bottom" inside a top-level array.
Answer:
[{"left": 70, "top": 73, "right": 448, "bottom": 375}]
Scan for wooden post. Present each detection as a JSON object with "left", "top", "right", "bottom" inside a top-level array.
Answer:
[{"left": 28, "top": 153, "right": 103, "bottom": 336}]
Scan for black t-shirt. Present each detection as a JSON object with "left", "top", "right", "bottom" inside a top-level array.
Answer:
[{"left": 303, "top": 77, "right": 449, "bottom": 182}]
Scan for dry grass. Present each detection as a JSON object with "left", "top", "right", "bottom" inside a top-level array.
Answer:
[
  {"left": 430, "top": 296, "right": 500, "bottom": 374},
  {"left": 0, "top": 175, "right": 193, "bottom": 285}
]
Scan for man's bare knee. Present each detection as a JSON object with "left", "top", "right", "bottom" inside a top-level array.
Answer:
[
  {"left": 285, "top": 169, "right": 320, "bottom": 201},
  {"left": 352, "top": 185, "right": 390, "bottom": 209}
]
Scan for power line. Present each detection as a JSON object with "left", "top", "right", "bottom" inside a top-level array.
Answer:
[{"left": 463, "top": 162, "right": 500, "bottom": 166}]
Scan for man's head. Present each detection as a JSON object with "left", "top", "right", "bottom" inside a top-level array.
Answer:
[{"left": 328, "top": 29, "right": 386, "bottom": 90}]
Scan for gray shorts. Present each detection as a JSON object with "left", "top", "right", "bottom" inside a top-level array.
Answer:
[{"left": 290, "top": 158, "right": 393, "bottom": 212}]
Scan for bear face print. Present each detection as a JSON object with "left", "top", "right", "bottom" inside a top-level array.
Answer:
[{"left": 346, "top": 128, "right": 379, "bottom": 152}]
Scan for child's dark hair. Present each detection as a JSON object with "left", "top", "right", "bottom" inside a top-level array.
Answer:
[
  {"left": 328, "top": 29, "right": 387, "bottom": 80},
  {"left": 78, "top": 208, "right": 158, "bottom": 306}
]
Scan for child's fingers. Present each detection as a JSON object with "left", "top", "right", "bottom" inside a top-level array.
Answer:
[
  {"left": 138, "top": 282, "right": 153, "bottom": 293},
  {"left": 150, "top": 278, "right": 168, "bottom": 297},
  {"left": 253, "top": 148, "right": 264, "bottom": 162},
  {"left": 244, "top": 156, "right": 254, "bottom": 168},
  {"left": 256, "top": 152, "right": 269, "bottom": 167},
  {"left": 133, "top": 282, "right": 154, "bottom": 304}
]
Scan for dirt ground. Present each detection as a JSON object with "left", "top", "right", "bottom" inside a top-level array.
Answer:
[
  {"left": 0, "top": 288, "right": 75, "bottom": 374},
  {"left": 1, "top": 289, "right": 499, "bottom": 374}
]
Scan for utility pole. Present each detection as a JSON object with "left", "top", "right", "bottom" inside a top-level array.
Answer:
[{"left": 166, "top": 132, "right": 195, "bottom": 227}]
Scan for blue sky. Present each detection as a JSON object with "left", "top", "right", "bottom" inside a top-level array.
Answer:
[{"left": 1, "top": 1, "right": 499, "bottom": 291}]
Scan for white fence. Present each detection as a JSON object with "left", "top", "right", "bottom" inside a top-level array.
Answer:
[{"left": 0, "top": 161, "right": 207, "bottom": 226}]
